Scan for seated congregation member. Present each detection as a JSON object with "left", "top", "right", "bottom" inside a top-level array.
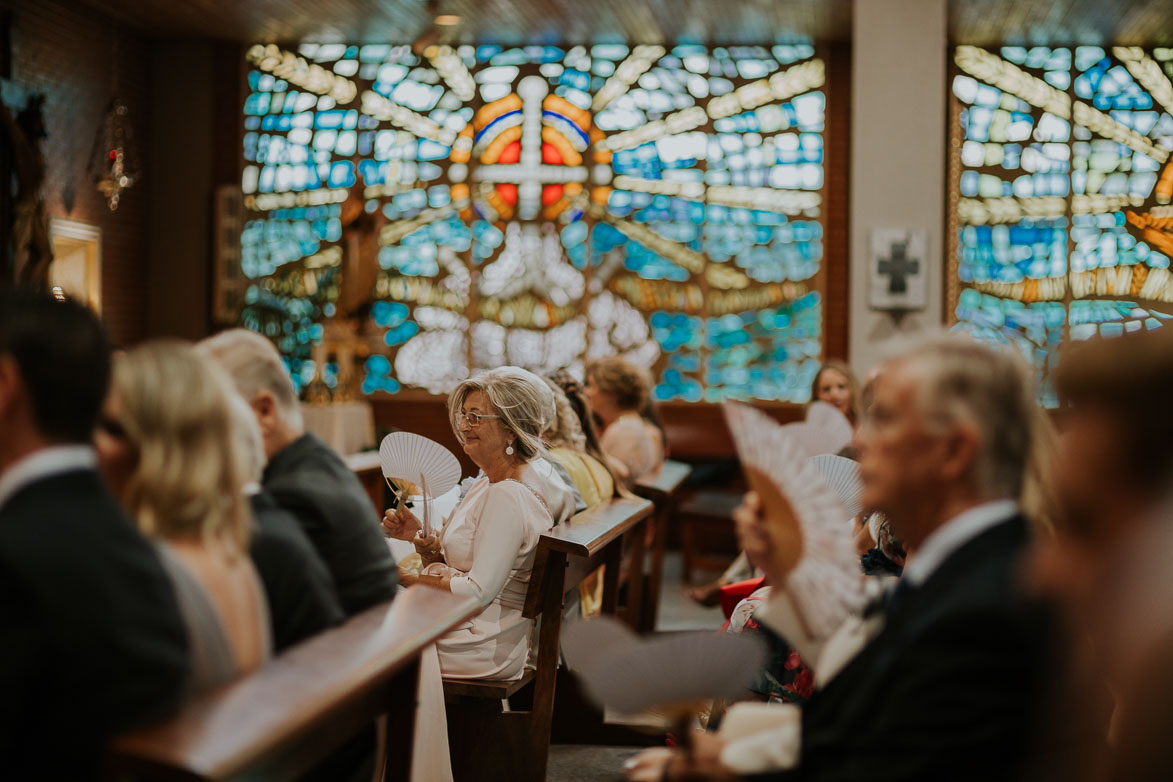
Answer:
[
  {"left": 810, "top": 359, "right": 861, "bottom": 427},
  {"left": 383, "top": 366, "right": 575, "bottom": 680},
  {"left": 584, "top": 356, "right": 665, "bottom": 484},
  {"left": 542, "top": 376, "right": 617, "bottom": 507},
  {"left": 198, "top": 329, "right": 398, "bottom": 615},
  {"left": 638, "top": 336, "right": 1061, "bottom": 782},
  {"left": 96, "top": 341, "right": 270, "bottom": 691},
  {"left": 0, "top": 289, "right": 188, "bottom": 778},
  {"left": 691, "top": 360, "right": 865, "bottom": 608},
  {"left": 226, "top": 392, "right": 344, "bottom": 652}
]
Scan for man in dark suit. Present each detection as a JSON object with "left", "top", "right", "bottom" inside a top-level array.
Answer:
[
  {"left": 226, "top": 387, "right": 345, "bottom": 651},
  {"left": 199, "top": 329, "right": 397, "bottom": 616},
  {"left": 0, "top": 288, "right": 189, "bottom": 778},
  {"left": 650, "top": 337, "right": 1059, "bottom": 782}
]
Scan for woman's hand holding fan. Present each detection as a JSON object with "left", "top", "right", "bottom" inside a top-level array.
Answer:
[
  {"left": 723, "top": 402, "right": 866, "bottom": 641},
  {"left": 413, "top": 534, "right": 444, "bottom": 566},
  {"left": 382, "top": 505, "right": 422, "bottom": 541},
  {"left": 733, "top": 490, "right": 802, "bottom": 585}
]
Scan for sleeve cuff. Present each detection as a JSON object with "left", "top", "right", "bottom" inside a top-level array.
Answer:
[{"left": 717, "top": 702, "right": 802, "bottom": 774}]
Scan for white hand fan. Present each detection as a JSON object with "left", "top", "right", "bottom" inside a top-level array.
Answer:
[
  {"left": 379, "top": 432, "right": 462, "bottom": 502},
  {"left": 562, "top": 616, "right": 767, "bottom": 715},
  {"left": 724, "top": 402, "right": 865, "bottom": 641},
  {"left": 779, "top": 401, "right": 854, "bottom": 457},
  {"left": 810, "top": 454, "right": 864, "bottom": 519}
]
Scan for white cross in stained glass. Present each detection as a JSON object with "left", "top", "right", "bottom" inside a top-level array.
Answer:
[
  {"left": 474, "top": 75, "right": 589, "bottom": 220},
  {"left": 878, "top": 239, "right": 919, "bottom": 295}
]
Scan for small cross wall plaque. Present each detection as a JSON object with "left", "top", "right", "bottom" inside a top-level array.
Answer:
[{"left": 869, "top": 227, "right": 928, "bottom": 311}]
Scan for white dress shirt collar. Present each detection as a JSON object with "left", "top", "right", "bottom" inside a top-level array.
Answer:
[
  {"left": 0, "top": 445, "right": 98, "bottom": 514},
  {"left": 901, "top": 499, "right": 1019, "bottom": 588}
]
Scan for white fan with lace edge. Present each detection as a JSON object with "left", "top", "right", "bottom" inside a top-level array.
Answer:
[
  {"left": 561, "top": 616, "right": 768, "bottom": 716},
  {"left": 810, "top": 454, "right": 864, "bottom": 519},
  {"left": 379, "top": 432, "right": 463, "bottom": 500},
  {"left": 724, "top": 402, "right": 865, "bottom": 641},
  {"left": 779, "top": 400, "right": 854, "bottom": 457}
]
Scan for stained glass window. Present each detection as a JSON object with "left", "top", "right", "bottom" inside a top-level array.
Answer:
[
  {"left": 238, "top": 43, "right": 829, "bottom": 402},
  {"left": 949, "top": 46, "right": 1173, "bottom": 404}
]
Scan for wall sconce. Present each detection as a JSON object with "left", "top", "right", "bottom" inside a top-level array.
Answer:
[{"left": 90, "top": 99, "right": 139, "bottom": 211}]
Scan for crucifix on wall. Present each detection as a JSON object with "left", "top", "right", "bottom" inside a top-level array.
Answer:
[{"left": 869, "top": 227, "right": 928, "bottom": 311}]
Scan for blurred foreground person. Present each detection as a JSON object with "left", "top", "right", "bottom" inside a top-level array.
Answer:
[
  {"left": 97, "top": 341, "right": 270, "bottom": 691},
  {"left": 632, "top": 335, "right": 1060, "bottom": 782},
  {"left": 0, "top": 289, "right": 188, "bottom": 778},
  {"left": 1031, "top": 328, "right": 1173, "bottom": 782}
]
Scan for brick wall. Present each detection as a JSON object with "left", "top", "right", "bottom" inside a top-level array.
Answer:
[{"left": 2, "top": 0, "right": 151, "bottom": 346}]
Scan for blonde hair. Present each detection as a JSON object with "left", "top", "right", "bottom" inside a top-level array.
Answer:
[
  {"left": 447, "top": 366, "right": 550, "bottom": 462},
  {"left": 112, "top": 340, "right": 250, "bottom": 551},
  {"left": 811, "top": 359, "right": 861, "bottom": 424},
  {"left": 542, "top": 377, "right": 587, "bottom": 452},
  {"left": 585, "top": 356, "right": 650, "bottom": 412},
  {"left": 894, "top": 334, "right": 1036, "bottom": 500},
  {"left": 196, "top": 328, "right": 303, "bottom": 431}
]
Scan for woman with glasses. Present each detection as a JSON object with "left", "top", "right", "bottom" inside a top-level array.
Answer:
[{"left": 382, "top": 366, "right": 575, "bottom": 680}]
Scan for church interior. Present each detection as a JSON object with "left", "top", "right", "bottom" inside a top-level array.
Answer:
[{"left": 2, "top": 0, "right": 1173, "bottom": 780}]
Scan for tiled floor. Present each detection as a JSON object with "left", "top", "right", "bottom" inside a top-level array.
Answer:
[
  {"left": 654, "top": 551, "right": 728, "bottom": 632},
  {"left": 547, "top": 552, "right": 727, "bottom": 781},
  {"left": 546, "top": 745, "right": 643, "bottom": 782}
]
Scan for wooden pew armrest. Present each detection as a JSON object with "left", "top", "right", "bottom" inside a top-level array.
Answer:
[
  {"left": 109, "top": 587, "right": 479, "bottom": 781},
  {"left": 633, "top": 460, "right": 691, "bottom": 501}
]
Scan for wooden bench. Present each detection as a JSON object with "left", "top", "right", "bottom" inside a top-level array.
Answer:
[
  {"left": 345, "top": 450, "right": 385, "bottom": 513},
  {"left": 676, "top": 489, "right": 744, "bottom": 582},
  {"left": 632, "top": 459, "right": 692, "bottom": 632},
  {"left": 443, "top": 497, "right": 654, "bottom": 782},
  {"left": 107, "top": 586, "right": 480, "bottom": 782}
]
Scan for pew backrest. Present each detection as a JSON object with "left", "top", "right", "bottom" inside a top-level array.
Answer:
[
  {"left": 525, "top": 497, "right": 655, "bottom": 619},
  {"left": 633, "top": 459, "right": 691, "bottom": 503},
  {"left": 109, "top": 586, "right": 479, "bottom": 782},
  {"left": 632, "top": 460, "right": 691, "bottom": 631}
]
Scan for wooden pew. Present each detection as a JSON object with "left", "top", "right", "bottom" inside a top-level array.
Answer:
[
  {"left": 632, "top": 459, "right": 692, "bottom": 632},
  {"left": 107, "top": 586, "right": 479, "bottom": 782},
  {"left": 345, "top": 450, "right": 385, "bottom": 513},
  {"left": 443, "top": 497, "right": 654, "bottom": 782}
]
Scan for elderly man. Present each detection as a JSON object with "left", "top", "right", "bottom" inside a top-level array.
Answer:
[
  {"left": 0, "top": 288, "right": 189, "bottom": 778},
  {"left": 198, "top": 329, "right": 397, "bottom": 615},
  {"left": 641, "top": 336, "right": 1060, "bottom": 782}
]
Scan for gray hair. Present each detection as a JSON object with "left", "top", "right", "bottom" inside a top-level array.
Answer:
[
  {"left": 891, "top": 333, "right": 1036, "bottom": 499},
  {"left": 447, "top": 366, "right": 551, "bottom": 462},
  {"left": 226, "top": 390, "right": 266, "bottom": 484},
  {"left": 542, "top": 377, "right": 588, "bottom": 452},
  {"left": 196, "top": 329, "right": 303, "bottom": 432}
]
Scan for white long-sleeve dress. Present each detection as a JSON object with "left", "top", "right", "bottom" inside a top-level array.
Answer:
[{"left": 423, "top": 461, "right": 575, "bottom": 679}]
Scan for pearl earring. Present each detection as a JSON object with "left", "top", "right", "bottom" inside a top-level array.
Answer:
[{"left": 505, "top": 442, "right": 515, "bottom": 456}]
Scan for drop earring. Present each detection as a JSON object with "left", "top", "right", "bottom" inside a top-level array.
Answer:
[{"left": 505, "top": 441, "right": 515, "bottom": 456}]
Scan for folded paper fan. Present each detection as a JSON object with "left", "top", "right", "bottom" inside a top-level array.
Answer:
[
  {"left": 379, "top": 432, "right": 462, "bottom": 500},
  {"left": 810, "top": 454, "right": 864, "bottom": 519},
  {"left": 724, "top": 402, "right": 865, "bottom": 640},
  {"left": 562, "top": 616, "right": 767, "bottom": 715},
  {"left": 779, "top": 401, "right": 854, "bottom": 457}
]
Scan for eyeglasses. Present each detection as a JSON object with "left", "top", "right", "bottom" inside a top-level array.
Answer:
[{"left": 456, "top": 411, "right": 501, "bottom": 428}]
